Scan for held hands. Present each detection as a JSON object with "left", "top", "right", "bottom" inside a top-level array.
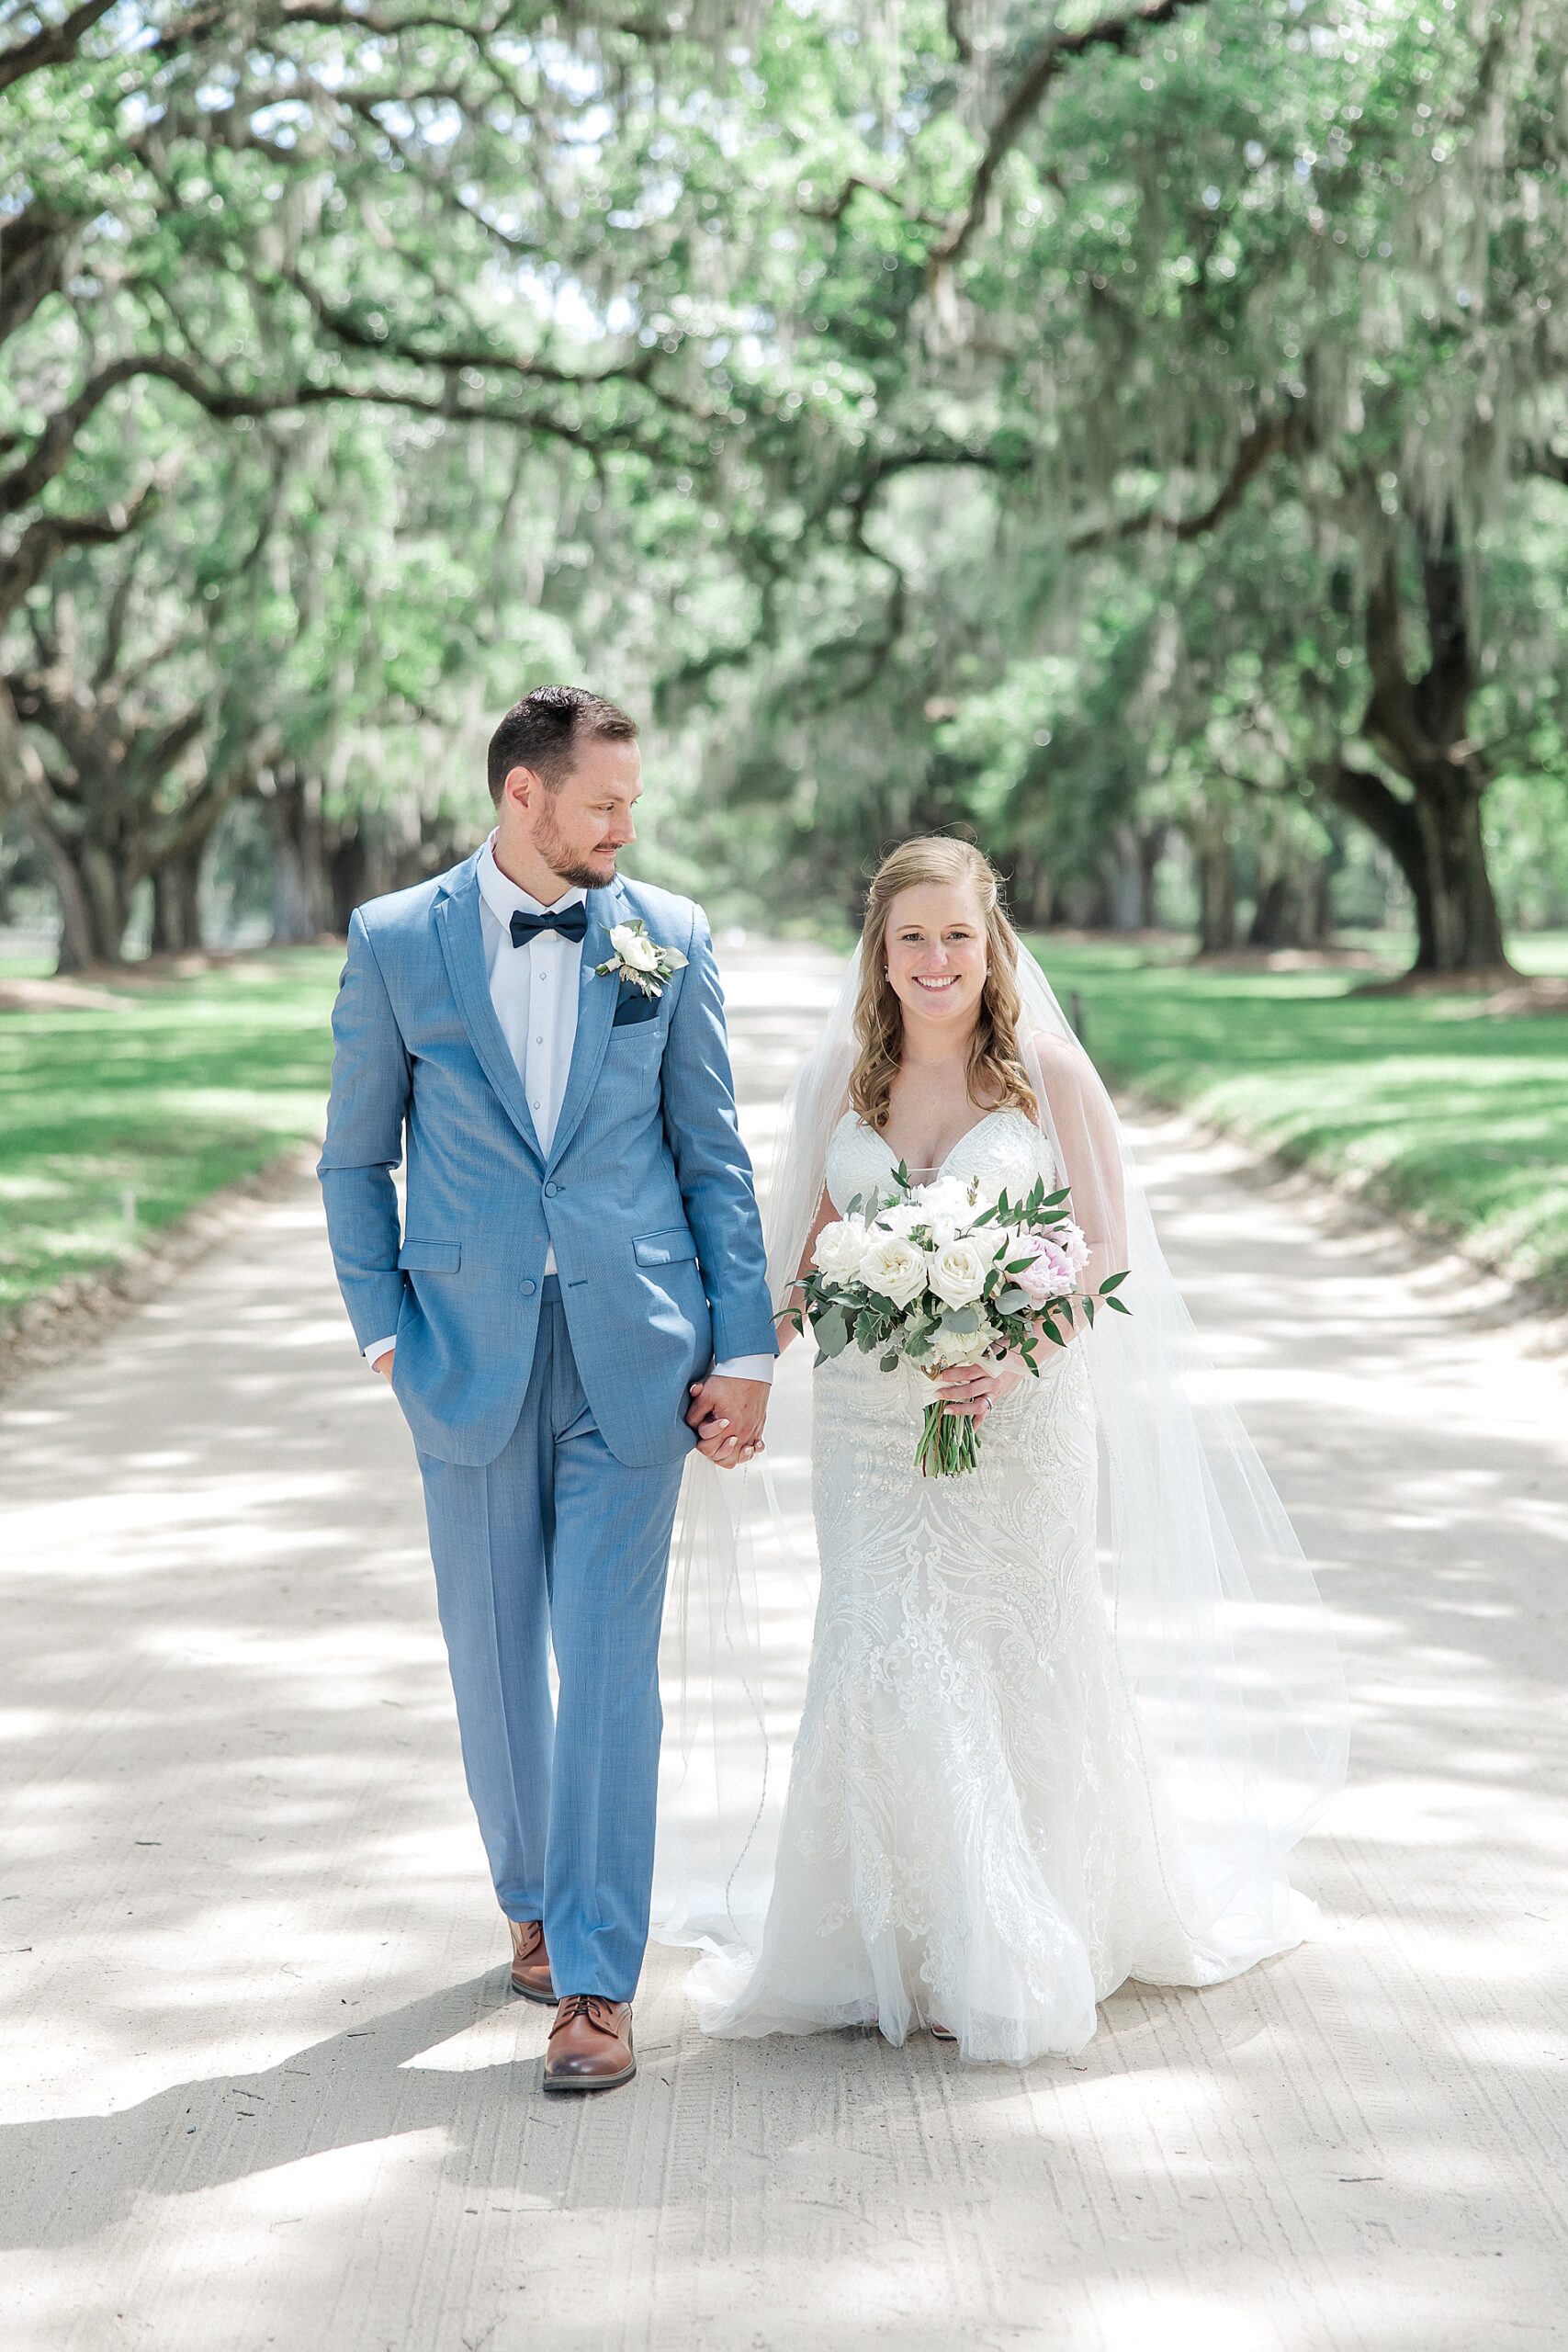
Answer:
[{"left": 686, "top": 1373, "right": 769, "bottom": 1467}]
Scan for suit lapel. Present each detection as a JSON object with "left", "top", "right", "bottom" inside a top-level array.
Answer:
[
  {"left": 434, "top": 857, "right": 546, "bottom": 1165},
  {"left": 547, "top": 882, "right": 622, "bottom": 1170}
]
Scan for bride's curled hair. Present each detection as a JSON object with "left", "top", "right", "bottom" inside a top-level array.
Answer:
[{"left": 851, "top": 837, "right": 1039, "bottom": 1134}]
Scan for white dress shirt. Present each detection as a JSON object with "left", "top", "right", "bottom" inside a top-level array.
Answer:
[{"left": 365, "top": 832, "right": 772, "bottom": 1387}]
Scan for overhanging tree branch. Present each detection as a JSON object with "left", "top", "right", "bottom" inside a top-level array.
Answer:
[
  {"left": 930, "top": 0, "right": 1215, "bottom": 273},
  {"left": 0, "top": 207, "right": 84, "bottom": 351},
  {"left": 0, "top": 483, "right": 165, "bottom": 628},
  {"left": 0, "top": 345, "right": 701, "bottom": 552},
  {"left": 1066, "top": 414, "right": 1302, "bottom": 550},
  {"left": 276, "top": 263, "right": 706, "bottom": 418},
  {"left": 0, "top": 0, "right": 117, "bottom": 96}
]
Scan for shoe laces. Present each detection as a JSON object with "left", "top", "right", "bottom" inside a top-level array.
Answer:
[{"left": 550, "top": 1994, "right": 621, "bottom": 2038}]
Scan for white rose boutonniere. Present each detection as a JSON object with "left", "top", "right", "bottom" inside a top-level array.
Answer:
[{"left": 594, "top": 917, "right": 690, "bottom": 999}]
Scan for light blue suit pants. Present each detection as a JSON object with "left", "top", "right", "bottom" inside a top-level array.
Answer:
[{"left": 414, "top": 1277, "right": 686, "bottom": 2001}]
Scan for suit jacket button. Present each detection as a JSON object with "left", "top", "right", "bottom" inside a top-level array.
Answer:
[
  {"left": 544, "top": 1180, "right": 560, "bottom": 1197},
  {"left": 520, "top": 1279, "right": 536, "bottom": 1298}
]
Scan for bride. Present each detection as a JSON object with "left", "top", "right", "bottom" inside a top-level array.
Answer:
[{"left": 660, "top": 836, "right": 1348, "bottom": 2068}]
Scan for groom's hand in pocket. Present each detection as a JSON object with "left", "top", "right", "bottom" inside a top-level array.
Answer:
[{"left": 686, "top": 1374, "right": 768, "bottom": 1467}]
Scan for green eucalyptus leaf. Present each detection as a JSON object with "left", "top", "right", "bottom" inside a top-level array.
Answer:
[{"left": 814, "top": 1305, "right": 851, "bottom": 1358}]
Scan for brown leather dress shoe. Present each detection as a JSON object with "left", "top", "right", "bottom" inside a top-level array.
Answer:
[
  {"left": 542, "top": 1996, "right": 636, "bottom": 2093},
  {"left": 508, "top": 1919, "right": 554, "bottom": 2005}
]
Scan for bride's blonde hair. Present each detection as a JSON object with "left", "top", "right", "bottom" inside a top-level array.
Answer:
[{"left": 850, "top": 837, "right": 1039, "bottom": 1134}]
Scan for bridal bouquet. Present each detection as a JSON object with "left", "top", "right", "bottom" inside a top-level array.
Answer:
[{"left": 785, "top": 1164, "right": 1130, "bottom": 1477}]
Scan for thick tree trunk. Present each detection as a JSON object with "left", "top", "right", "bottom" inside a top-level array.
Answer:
[
  {"left": 1190, "top": 826, "right": 1237, "bottom": 954},
  {"left": 28, "top": 824, "right": 131, "bottom": 969},
  {"left": 1407, "top": 765, "right": 1508, "bottom": 971},
  {"left": 328, "top": 829, "right": 372, "bottom": 935},
  {"left": 46, "top": 841, "right": 100, "bottom": 973},
  {"left": 1103, "top": 822, "right": 1167, "bottom": 931},
  {"left": 1327, "top": 758, "right": 1505, "bottom": 973},
  {"left": 1138, "top": 824, "right": 1164, "bottom": 928},
  {"left": 1002, "top": 848, "right": 1055, "bottom": 928},
  {"left": 150, "top": 847, "right": 205, "bottom": 955},
  {"left": 1247, "top": 850, "right": 1333, "bottom": 949},
  {"left": 1108, "top": 825, "right": 1145, "bottom": 930},
  {"left": 264, "top": 765, "right": 328, "bottom": 943},
  {"left": 1061, "top": 871, "right": 1113, "bottom": 929},
  {"left": 1335, "top": 512, "right": 1515, "bottom": 976}
]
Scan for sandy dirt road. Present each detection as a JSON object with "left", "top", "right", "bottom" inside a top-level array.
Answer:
[{"left": 2, "top": 939, "right": 1565, "bottom": 2352}]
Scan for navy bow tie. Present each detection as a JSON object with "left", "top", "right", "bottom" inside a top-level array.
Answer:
[{"left": 509, "top": 902, "right": 588, "bottom": 947}]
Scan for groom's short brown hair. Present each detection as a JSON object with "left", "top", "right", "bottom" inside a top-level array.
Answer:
[{"left": 487, "top": 685, "right": 638, "bottom": 802}]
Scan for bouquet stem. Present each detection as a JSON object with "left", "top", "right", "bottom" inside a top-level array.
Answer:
[{"left": 917, "top": 1398, "right": 981, "bottom": 1478}]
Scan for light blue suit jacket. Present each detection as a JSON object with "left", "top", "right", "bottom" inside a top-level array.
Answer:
[{"left": 316, "top": 852, "right": 776, "bottom": 1468}]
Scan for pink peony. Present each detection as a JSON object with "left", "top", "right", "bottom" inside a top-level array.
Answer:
[
  {"left": 1014, "top": 1236, "right": 1075, "bottom": 1305},
  {"left": 1055, "top": 1219, "right": 1090, "bottom": 1276}
]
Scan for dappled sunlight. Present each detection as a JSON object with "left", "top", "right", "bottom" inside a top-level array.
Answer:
[{"left": 2, "top": 937, "right": 1565, "bottom": 2346}]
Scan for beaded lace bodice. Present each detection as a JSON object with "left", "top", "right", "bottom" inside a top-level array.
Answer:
[{"left": 824, "top": 1105, "right": 1055, "bottom": 1216}]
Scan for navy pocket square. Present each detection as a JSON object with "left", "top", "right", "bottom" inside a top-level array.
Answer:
[{"left": 612, "top": 988, "right": 660, "bottom": 1028}]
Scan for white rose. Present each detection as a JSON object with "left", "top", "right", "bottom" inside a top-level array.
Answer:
[
  {"left": 923, "top": 1324, "right": 995, "bottom": 1368},
  {"left": 812, "top": 1218, "right": 868, "bottom": 1284},
  {"left": 873, "top": 1201, "right": 925, "bottom": 1238},
  {"left": 859, "top": 1232, "right": 930, "bottom": 1309},
  {"left": 922, "top": 1211, "right": 964, "bottom": 1248},
  {"left": 915, "top": 1176, "right": 973, "bottom": 1218},
  {"left": 927, "top": 1238, "right": 990, "bottom": 1310},
  {"left": 610, "top": 922, "right": 660, "bottom": 973}
]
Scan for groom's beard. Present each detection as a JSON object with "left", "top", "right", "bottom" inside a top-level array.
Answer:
[{"left": 533, "top": 803, "right": 618, "bottom": 892}]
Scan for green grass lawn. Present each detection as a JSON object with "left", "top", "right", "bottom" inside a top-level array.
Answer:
[
  {"left": 3, "top": 932, "right": 1564, "bottom": 1329},
  {"left": 1031, "top": 936, "right": 1568, "bottom": 1304},
  {"left": 0, "top": 948, "right": 344, "bottom": 1323}
]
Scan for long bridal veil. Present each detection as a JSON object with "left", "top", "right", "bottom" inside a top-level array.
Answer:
[{"left": 650, "top": 935, "right": 1349, "bottom": 1982}]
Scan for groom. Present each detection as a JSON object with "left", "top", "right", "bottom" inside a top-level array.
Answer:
[{"left": 317, "top": 685, "right": 775, "bottom": 2093}]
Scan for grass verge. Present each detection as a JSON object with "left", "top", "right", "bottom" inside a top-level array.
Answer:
[
  {"left": 0, "top": 948, "right": 343, "bottom": 1326},
  {"left": 1032, "top": 936, "right": 1568, "bottom": 1306},
  {"left": 3, "top": 931, "right": 1564, "bottom": 1329}
]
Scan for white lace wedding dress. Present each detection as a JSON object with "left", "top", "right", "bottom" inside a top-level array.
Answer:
[{"left": 688, "top": 1105, "right": 1258, "bottom": 2066}]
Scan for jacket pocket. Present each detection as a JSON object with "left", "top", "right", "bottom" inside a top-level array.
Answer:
[
  {"left": 399, "top": 1238, "right": 461, "bottom": 1272},
  {"left": 612, "top": 989, "right": 660, "bottom": 1029},
  {"left": 633, "top": 1227, "right": 698, "bottom": 1268}
]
